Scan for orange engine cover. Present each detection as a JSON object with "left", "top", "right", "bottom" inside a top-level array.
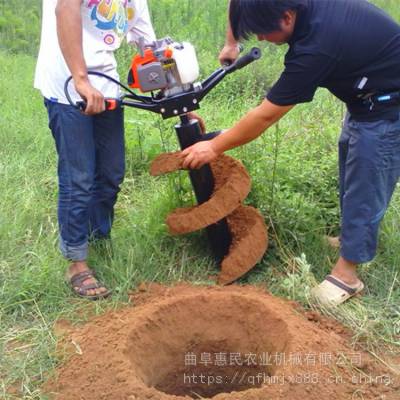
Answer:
[{"left": 128, "top": 48, "right": 158, "bottom": 90}]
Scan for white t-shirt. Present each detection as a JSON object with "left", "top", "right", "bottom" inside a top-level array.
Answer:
[{"left": 34, "top": 0, "right": 156, "bottom": 104}]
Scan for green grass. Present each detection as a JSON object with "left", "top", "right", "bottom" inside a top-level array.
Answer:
[{"left": 1, "top": 0, "right": 400, "bottom": 398}]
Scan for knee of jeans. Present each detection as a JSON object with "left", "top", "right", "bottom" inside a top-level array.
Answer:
[
  {"left": 108, "top": 173, "right": 125, "bottom": 192},
  {"left": 91, "top": 171, "right": 124, "bottom": 197},
  {"left": 105, "top": 163, "right": 125, "bottom": 188},
  {"left": 115, "top": 168, "right": 125, "bottom": 186},
  {"left": 59, "top": 169, "right": 94, "bottom": 196}
]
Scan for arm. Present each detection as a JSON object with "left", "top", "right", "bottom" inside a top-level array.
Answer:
[
  {"left": 218, "top": 0, "right": 240, "bottom": 65},
  {"left": 181, "top": 99, "right": 294, "bottom": 169},
  {"left": 56, "top": 0, "right": 105, "bottom": 114},
  {"left": 126, "top": 0, "right": 156, "bottom": 45}
]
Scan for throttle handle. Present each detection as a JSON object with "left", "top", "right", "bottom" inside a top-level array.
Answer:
[{"left": 76, "top": 98, "right": 121, "bottom": 112}]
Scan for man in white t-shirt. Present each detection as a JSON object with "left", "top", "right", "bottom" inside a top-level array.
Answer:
[{"left": 34, "top": 0, "right": 156, "bottom": 299}]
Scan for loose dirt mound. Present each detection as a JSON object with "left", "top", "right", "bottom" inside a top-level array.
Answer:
[{"left": 45, "top": 284, "right": 399, "bottom": 400}]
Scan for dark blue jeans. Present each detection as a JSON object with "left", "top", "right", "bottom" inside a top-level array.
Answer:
[
  {"left": 339, "top": 113, "right": 400, "bottom": 263},
  {"left": 45, "top": 99, "right": 125, "bottom": 261}
]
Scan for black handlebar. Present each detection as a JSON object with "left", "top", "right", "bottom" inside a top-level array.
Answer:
[
  {"left": 64, "top": 47, "right": 262, "bottom": 118},
  {"left": 196, "top": 47, "right": 262, "bottom": 103},
  {"left": 226, "top": 47, "right": 262, "bottom": 72}
]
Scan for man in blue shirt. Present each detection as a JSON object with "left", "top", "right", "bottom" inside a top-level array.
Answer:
[{"left": 181, "top": 0, "right": 400, "bottom": 305}]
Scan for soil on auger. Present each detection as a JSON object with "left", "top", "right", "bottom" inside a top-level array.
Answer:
[
  {"left": 150, "top": 152, "right": 268, "bottom": 284},
  {"left": 44, "top": 284, "right": 399, "bottom": 400}
]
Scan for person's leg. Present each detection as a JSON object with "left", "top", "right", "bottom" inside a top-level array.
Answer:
[
  {"left": 325, "top": 116, "right": 351, "bottom": 250},
  {"left": 314, "top": 114, "right": 400, "bottom": 305},
  {"left": 89, "top": 107, "right": 125, "bottom": 240},
  {"left": 329, "top": 119, "right": 359, "bottom": 285},
  {"left": 44, "top": 99, "right": 109, "bottom": 297},
  {"left": 333, "top": 115, "right": 400, "bottom": 285},
  {"left": 338, "top": 116, "right": 350, "bottom": 215}
]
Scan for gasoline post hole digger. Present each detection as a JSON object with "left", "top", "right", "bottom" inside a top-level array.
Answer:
[{"left": 65, "top": 37, "right": 268, "bottom": 284}]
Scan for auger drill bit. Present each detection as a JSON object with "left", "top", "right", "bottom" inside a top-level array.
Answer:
[{"left": 150, "top": 152, "right": 268, "bottom": 284}]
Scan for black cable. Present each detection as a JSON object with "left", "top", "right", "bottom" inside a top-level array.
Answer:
[{"left": 63, "top": 70, "right": 152, "bottom": 109}]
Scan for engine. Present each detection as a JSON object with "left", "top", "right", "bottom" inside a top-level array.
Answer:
[{"left": 128, "top": 37, "right": 200, "bottom": 97}]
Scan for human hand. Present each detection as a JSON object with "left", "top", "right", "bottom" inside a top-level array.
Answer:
[
  {"left": 74, "top": 79, "right": 105, "bottom": 115},
  {"left": 181, "top": 140, "right": 219, "bottom": 169},
  {"left": 187, "top": 111, "right": 206, "bottom": 134},
  {"left": 218, "top": 44, "right": 240, "bottom": 66}
]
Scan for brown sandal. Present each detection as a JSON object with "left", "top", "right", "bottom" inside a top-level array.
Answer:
[{"left": 68, "top": 269, "right": 112, "bottom": 300}]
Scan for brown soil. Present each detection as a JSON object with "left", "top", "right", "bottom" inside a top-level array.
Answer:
[
  {"left": 44, "top": 284, "right": 399, "bottom": 400},
  {"left": 150, "top": 152, "right": 184, "bottom": 177},
  {"left": 150, "top": 153, "right": 251, "bottom": 235},
  {"left": 150, "top": 152, "right": 267, "bottom": 283},
  {"left": 220, "top": 206, "right": 268, "bottom": 285}
]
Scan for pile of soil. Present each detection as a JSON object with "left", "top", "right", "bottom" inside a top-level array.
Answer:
[
  {"left": 150, "top": 152, "right": 268, "bottom": 284},
  {"left": 45, "top": 284, "right": 399, "bottom": 400}
]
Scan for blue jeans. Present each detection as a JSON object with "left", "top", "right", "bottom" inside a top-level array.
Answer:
[
  {"left": 44, "top": 99, "right": 125, "bottom": 261},
  {"left": 339, "top": 113, "right": 400, "bottom": 263}
]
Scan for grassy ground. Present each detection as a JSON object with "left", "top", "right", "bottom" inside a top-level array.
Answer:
[{"left": 1, "top": 1, "right": 400, "bottom": 398}]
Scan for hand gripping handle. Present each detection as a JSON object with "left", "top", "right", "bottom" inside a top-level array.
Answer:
[{"left": 229, "top": 47, "right": 262, "bottom": 72}]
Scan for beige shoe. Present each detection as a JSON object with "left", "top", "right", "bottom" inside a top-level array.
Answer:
[{"left": 311, "top": 275, "right": 364, "bottom": 307}]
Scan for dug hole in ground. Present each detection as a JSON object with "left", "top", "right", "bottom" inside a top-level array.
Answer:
[
  {"left": 44, "top": 154, "right": 399, "bottom": 399},
  {"left": 45, "top": 284, "right": 399, "bottom": 399}
]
